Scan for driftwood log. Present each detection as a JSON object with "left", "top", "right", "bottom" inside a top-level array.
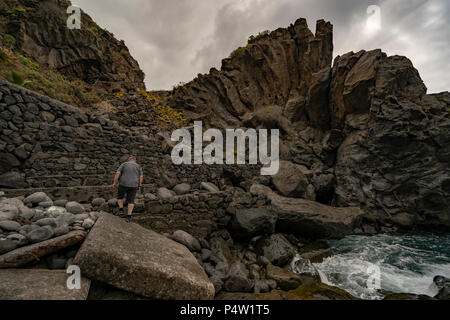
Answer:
[{"left": 0, "top": 231, "right": 86, "bottom": 268}]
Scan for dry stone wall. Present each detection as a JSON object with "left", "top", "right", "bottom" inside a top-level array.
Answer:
[{"left": 0, "top": 79, "right": 231, "bottom": 198}]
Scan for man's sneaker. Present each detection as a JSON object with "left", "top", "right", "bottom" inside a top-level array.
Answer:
[{"left": 126, "top": 215, "right": 132, "bottom": 223}]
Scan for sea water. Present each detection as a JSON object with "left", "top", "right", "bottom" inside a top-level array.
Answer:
[{"left": 313, "top": 233, "right": 450, "bottom": 300}]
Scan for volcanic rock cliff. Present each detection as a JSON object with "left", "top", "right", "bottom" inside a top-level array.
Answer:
[
  {"left": 1, "top": 7, "right": 450, "bottom": 301},
  {"left": 0, "top": 0, "right": 145, "bottom": 92},
  {"left": 165, "top": 18, "right": 450, "bottom": 232},
  {"left": 0, "top": 6, "right": 449, "bottom": 235},
  {"left": 168, "top": 18, "right": 333, "bottom": 130}
]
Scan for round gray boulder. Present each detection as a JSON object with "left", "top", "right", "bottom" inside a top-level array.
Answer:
[
  {"left": 35, "top": 218, "right": 58, "bottom": 228},
  {"left": 65, "top": 202, "right": 85, "bottom": 214},
  {"left": 53, "top": 200, "right": 69, "bottom": 207},
  {"left": 173, "top": 183, "right": 191, "bottom": 195},
  {"left": 19, "top": 206, "right": 35, "bottom": 220},
  {"left": 6, "top": 233, "right": 28, "bottom": 246},
  {"left": 255, "top": 234, "right": 296, "bottom": 267},
  {"left": 224, "top": 262, "right": 253, "bottom": 292},
  {"left": 91, "top": 198, "right": 106, "bottom": 207},
  {"left": 54, "top": 224, "right": 70, "bottom": 237},
  {"left": 200, "top": 182, "right": 220, "bottom": 193},
  {"left": 157, "top": 188, "right": 176, "bottom": 200},
  {"left": 24, "top": 192, "right": 50, "bottom": 206},
  {"left": 26, "top": 226, "right": 54, "bottom": 243},
  {"left": 0, "top": 220, "right": 21, "bottom": 232},
  {"left": 82, "top": 218, "right": 95, "bottom": 229},
  {"left": 38, "top": 201, "right": 53, "bottom": 208},
  {"left": 230, "top": 208, "right": 278, "bottom": 240},
  {"left": 144, "top": 193, "right": 157, "bottom": 201},
  {"left": 46, "top": 206, "right": 67, "bottom": 217},
  {"left": 171, "top": 230, "right": 201, "bottom": 252}
]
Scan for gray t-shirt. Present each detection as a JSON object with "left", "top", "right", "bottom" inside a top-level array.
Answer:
[{"left": 117, "top": 161, "right": 143, "bottom": 188}]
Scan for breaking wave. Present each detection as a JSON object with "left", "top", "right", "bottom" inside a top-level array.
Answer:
[{"left": 314, "top": 233, "right": 450, "bottom": 300}]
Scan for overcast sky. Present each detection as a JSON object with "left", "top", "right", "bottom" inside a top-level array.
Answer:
[{"left": 72, "top": 0, "right": 449, "bottom": 93}]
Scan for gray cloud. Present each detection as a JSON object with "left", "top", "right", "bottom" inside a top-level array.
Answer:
[{"left": 72, "top": 0, "right": 449, "bottom": 93}]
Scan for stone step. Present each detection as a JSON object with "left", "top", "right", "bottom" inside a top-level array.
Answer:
[{"left": 3, "top": 184, "right": 156, "bottom": 203}]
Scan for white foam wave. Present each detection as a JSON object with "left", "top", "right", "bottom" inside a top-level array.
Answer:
[{"left": 313, "top": 233, "right": 450, "bottom": 300}]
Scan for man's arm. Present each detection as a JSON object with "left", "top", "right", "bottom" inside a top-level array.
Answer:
[
  {"left": 138, "top": 166, "right": 143, "bottom": 192},
  {"left": 113, "top": 171, "right": 120, "bottom": 189},
  {"left": 113, "top": 164, "right": 124, "bottom": 189},
  {"left": 138, "top": 175, "right": 143, "bottom": 192}
]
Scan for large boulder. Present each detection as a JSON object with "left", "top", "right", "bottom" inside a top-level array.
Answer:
[
  {"left": 73, "top": 213, "right": 214, "bottom": 300},
  {"left": 224, "top": 262, "right": 253, "bottom": 293},
  {"left": 156, "top": 187, "right": 175, "bottom": 200},
  {"left": 0, "top": 220, "right": 21, "bottom": 232},
  {"left": 24, "top": 192, "right": 50, "bottom": 206},
  {"left": 290, "top": 255, "right": 320, "bottom": 279},
  {"left": 173, "top": 183, "right": 191, "bottom": 195},
  {"left": 330, "top": 50, "right": 450, "bottom": 232},
  {"left": 0, "top": 172, "right": 26, "bottom": 188},
  {"left": 171, "top": 230, "right": 201, "bottom": 252},
  {"left": 201, "top": 182, "right": 220, "bottom": 193},
  {"left": 26, "top": 226, "right": 54, "bottom": 244},
  {"left": 65, "top": 202, "right": 85, "bottom": 214},
  {"left": 255, "top": 234, "right": 296, "bottom": 267},
  {"left": 229, "top": 208, "right": 278, "bottom": 240},
  {"left": 0, "top": 269, "right": 90, "bottom": 300},
  {"left": 0, "top": 204, "right": 19, "bottom": 222},
  {"left": 0, "top": 231, "right": 86, "bottom": 268},
  {"left": 434, "top": 276, "right": 450, "bottom": 300},
  {"left": 272, "top": 161, "right": 311, "bottom": 198},
  {"left": 266, "top": 264, "right": 313, "bottom": 291},
  {"left": 251, "top": 184, "right": 364, "bottom": 239}
]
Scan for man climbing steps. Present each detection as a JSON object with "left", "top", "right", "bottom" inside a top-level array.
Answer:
[{"left": 113, "top": 156, "right": 144, "bottom": 222}]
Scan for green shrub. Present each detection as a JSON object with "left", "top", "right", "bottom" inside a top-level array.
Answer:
[
  {"left": 7, "top": 5, "right": 27, "bottom": 16},
  {"left": 18, "top": 55, "right": 39, "bottom": 70},
  {"left": 87, "top": 26, "right": 99, "bottom": 36},
  {"left": 261, "top": 105, "right": 275, "bottom": 114},
  {"left": 3, "top": 34, "right": 16, "bottom": 47},
  {"left": 10, "top": 71, "right": 29, "bottom": 87},
  {"left": 229, "top": 44, "right": 254, "bottom": 58},
  {"left": 0, "top": 50, "right": 6, "bottom": 62},
  {"left": 120, "top": 48, "right": 129, "bottom": 57}
]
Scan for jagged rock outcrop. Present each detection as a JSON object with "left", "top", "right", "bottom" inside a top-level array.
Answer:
[
  {"left": 167, "top": 18, "right": 449, "bottom": 232},
  {"left": 0, "top": 0, "right": 145, "bottom": 92},
  {"left": 250, "top": 184, "right": 364, "bottom": 239},
  {"left": 168, "top": 18, "right": 333, "bottom": 129},
  {"left": 331, "top": 50, "right": 450, "bottom": 231},
  {"left": 1, "top": 8, "right": 448, "bottom": 235}
]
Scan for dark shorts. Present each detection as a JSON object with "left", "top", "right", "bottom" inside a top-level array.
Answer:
[{"left": 117, "top": 185, "right": 138, "bottom": 205}]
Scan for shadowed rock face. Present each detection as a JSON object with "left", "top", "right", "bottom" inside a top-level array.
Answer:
[
  {"left": 167, "top": 19, "right": 450, "bottom": 231},
  {"left": 168, "top": 18, "right": 333, "bottom": 129},
  {"left": 0, "top": 6, "right": 448, "bottom": 233},
  {"left": 250, "top": 184, "right": 364, "bottom": 239},
  {"left": 0, "top": 0, "right": 145, "bottom": 92},
  {"left": 331, "top": 51, "right": 450, "bottom": 231}
]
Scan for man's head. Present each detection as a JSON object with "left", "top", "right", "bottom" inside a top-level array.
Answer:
[{"left": 128, "top": 156, "right": 137, "bottom": 162}]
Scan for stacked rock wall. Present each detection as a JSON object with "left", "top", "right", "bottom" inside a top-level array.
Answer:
[
  {"left": 0, "top": 79, "right": 228, "bottom": 198},
  {"left": 134, "top": 190, "right": 270, "bottom": 239}
]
